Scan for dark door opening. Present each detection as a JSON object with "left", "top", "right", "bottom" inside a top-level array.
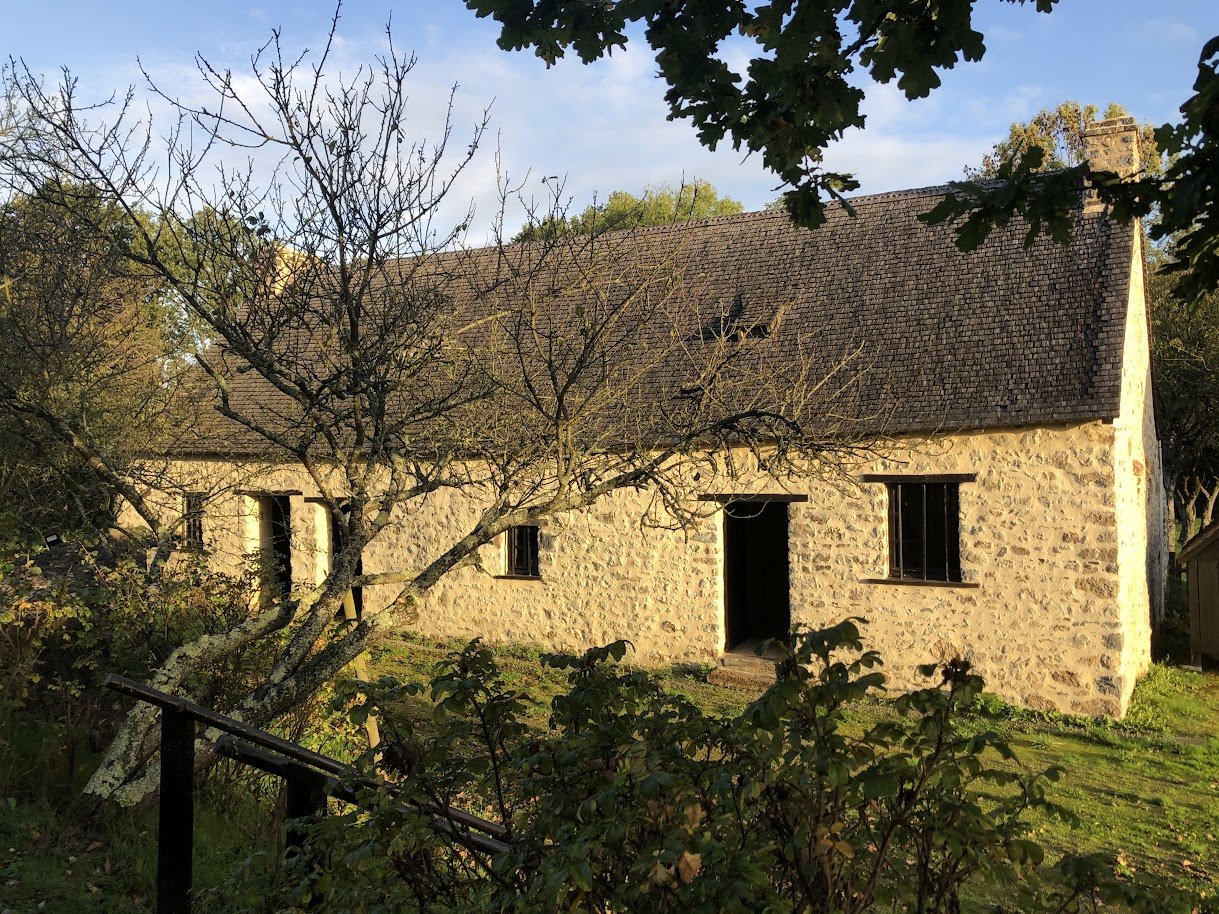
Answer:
[
  {"left": 262, "top": 495, "right": 293, "bottom": 598},
  {"left": 723, "top": 500, "right": 791, "bottom": 652}
]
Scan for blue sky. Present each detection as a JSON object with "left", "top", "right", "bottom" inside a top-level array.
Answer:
[{"left": 6, "top": 2, "right": 1218, "bottom": 236}]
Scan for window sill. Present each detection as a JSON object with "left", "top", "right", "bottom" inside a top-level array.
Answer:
[
  {"left": 495, "top": 574, "right": 544, "bottom": 582},
  {"left": 860, "top": 577, "right": 979, "bottom": 589}
]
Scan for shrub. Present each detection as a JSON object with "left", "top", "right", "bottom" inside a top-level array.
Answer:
[
  {"left": 208, "top": 620, "right": 1180, "bottom": 914},
  {"left": 0, "top": 553, "right": 91, "bottom": 723},
  {"left": 0, "top": 545, "right": 262, "bottom": 800}
]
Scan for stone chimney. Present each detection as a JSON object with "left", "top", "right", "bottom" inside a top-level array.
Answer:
[
  {"left": 1082, "top": 116, "right": 1140, "bottom": 212},
  {"left": 270, "top": 245, "right": 313, "bottom": 295}
]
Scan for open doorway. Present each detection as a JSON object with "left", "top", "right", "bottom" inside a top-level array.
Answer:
[
  {"left": 259, "top": 494, "right": 293, "bottom": 600},
  {"left": 723, "top": 499, "right": 791, "bottom": 652}
]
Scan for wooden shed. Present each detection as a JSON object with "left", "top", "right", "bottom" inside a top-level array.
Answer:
[{"left": 1179, "top": 522, "right": 1219, "bottom": 665}]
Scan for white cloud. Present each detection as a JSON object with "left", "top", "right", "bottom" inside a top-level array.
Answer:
[
  {"left": 960, "top": 85, "right": 1046, "bottom": 132},
  {"left": 824, "top": 133, "right": 995, "bottom": 192},
  {"left": 821, "top": 82, "right": 1003, "bottom": 192},
  {"left": 1143, "top": 18, "right": 1200, "bottom": 45},
  {"left": 56, "top": 8, "right": 1047, "bottom": 242}
]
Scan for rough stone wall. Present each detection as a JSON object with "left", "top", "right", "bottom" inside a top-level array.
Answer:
[
  {"left": 128, "top": 415, "right": 1155, "bottom": 716},
  {"left": 117, "top": 465, "right": 728, "bottom": 663},
  {"left": 1111, "top": 229, "right": 1165, "bottom": 681},
  {"left": 788, "top": 424, "right": 1134, "bottom": 716},
  {"left": 360, "top": 485, "right": 725, "bottom": 663},
  {"left": 114, "top": 460, "right": 325, "bottom": 589},
  {"left": 413, "top": 422, "right": 1142, "bottom": 717}
]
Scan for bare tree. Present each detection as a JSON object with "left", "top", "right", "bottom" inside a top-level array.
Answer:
[{"left": 2, "top": 13, "right": 872, "bottom": 807}]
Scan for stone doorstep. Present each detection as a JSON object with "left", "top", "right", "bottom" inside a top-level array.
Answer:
[
  {"left": 722, "top": 638, "right": 786, "bottom": 663},
  {"left": 707, "top": 665, "right": 776, "bottom": 690},
  {"left": 707, "top": 642, "right": 781, "bottom": 690}
]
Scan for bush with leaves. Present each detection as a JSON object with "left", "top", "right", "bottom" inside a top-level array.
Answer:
[
  {"left": 0, "top": 545, "right": 267, "bottom": 799},
  {"left": 0, "top": 551, "right": 90, "bottom": 721},
  {"left": 205, "top": 620, "right": 1199, "bottom": 914}
]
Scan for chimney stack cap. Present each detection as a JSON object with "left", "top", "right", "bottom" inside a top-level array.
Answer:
[
  {"left": 1081, "top": 116, "right": 1140, "bottom": 214},
  {"left": 1083, "top": 116, "right": 1140, "bottom": 177}
]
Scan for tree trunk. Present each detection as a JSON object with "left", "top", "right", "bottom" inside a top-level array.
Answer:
[{"left": 83, "top": 595, "right": 307, "bottom": 802}]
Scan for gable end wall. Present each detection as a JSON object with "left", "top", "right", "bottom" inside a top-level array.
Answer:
[{"left": 1111, "top": 228, "right": 1166, "bottom": 690}]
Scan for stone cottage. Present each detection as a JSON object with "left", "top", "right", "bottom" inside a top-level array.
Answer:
[{"left": 133, "top": 118, "right": 1165, "bottom": 718}]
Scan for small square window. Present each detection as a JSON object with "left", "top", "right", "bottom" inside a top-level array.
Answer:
[
  {"left": 506, "top": 525, "right": 540, "bottom": 578},
  {"left": 183, "top": 493, "right": 205, "bottom": 552},
  {"left": 887, "top": 482, "right": 961, "bottom": 582}
]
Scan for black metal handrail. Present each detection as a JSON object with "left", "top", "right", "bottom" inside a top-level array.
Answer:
[{"left": 104, "top": 673, "right": 511, "bottom": 914}]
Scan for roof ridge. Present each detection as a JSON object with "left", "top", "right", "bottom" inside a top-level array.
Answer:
[{"left": 504, "top": 182, "right": 978, "bottom": 248}]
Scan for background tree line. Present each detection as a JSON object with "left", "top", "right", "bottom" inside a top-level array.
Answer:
[{"left": 511, "top": 179, "right": 743, "bottom": 242}]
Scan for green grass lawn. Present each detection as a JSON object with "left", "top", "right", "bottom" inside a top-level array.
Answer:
[
  {"left": 371, "top": 633, "right": 1219, "bottom": 905},
  {"left": 0, "top": 738, "right": 269, "bottom": 914},
  {"left": 984, "top": 663, "right": 1219, "bottom": 897}
]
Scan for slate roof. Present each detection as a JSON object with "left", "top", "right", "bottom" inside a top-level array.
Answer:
[{"left": 171, "top": 184, "right": 1135, "bottom": 457}]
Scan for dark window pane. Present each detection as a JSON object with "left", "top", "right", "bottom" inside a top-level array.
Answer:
[
  {"left": 945, "top": 484, "right": 961, "bottom": 582},
  {"left": 268, "top": 495, "right": 292, "bottom": 595},
  {"left": 330, "top": 507, "right": 364, "bottom": 620},
  {"left": 888, "top": 482, "right": 961, "bottom": 582},
  {"left": 899, "top": 484, "right": 925, "bottom": 578},
  {"left": 925, "top": 484, "right": 948, "bottom": 580},
  {"left": 184, "top": 493, "right": 205, "bottom": 551},
  {"left": 887, "top": 484, "right": 901, "bottom": 577},
  {"left": 508, "top": 525, "right": 540, "bottom": 577}
]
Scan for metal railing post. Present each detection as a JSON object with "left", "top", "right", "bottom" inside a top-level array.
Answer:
[
  {"left": 103, "top": 671, "right": 511, "bottom": 911},
  {"left": 158, "top": 707, "right": 196, "bottom": 914},
  {"left": 285, "top": 767, "right": 328, "bottom": 855}
]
